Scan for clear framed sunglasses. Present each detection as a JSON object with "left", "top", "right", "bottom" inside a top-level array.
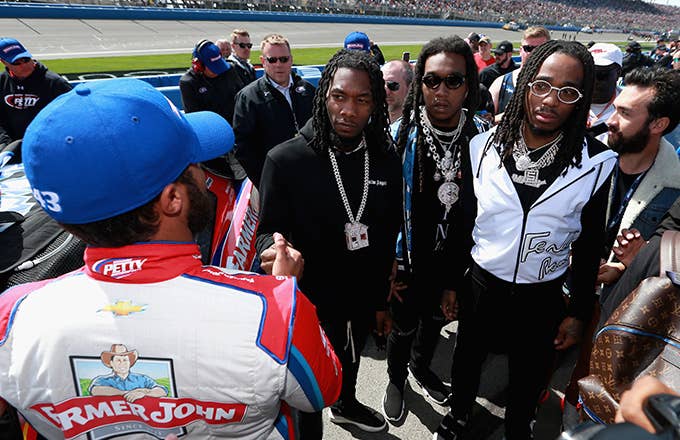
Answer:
[{"left": 527, "top": 80, "right": 583, "bottom": 104}]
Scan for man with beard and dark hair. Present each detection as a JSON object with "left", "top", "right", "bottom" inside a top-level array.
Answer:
[
  {"left": 434, "top": 40, "right": 617, "bottom": 440},
  {"left": 256, "top": 49, "right": 402, "bottom": 436},
  {"left": 0, "top": 79, "right": 342, "bottom": 439},
  {"left": 382, "top": 35, "right": 481, "bottom": 425},
  {"left": 479, "top": 40, "right": 516, "bottom": 89},
  {"left": 595, "top": 68, "right": 680, "bottom": 289}
]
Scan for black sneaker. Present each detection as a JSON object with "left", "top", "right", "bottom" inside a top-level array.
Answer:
[
  {"left": 409, "top": 365, "right": 451, "bottom": 405},
  {"left": 329, "top": 399, "right": 387, "bottom": 432},
  {"left": 433, "top": 413, "right": 467, "bottom": 440},
  {"left": 382, "top": 382, "right": 405, "bottom": 423}
]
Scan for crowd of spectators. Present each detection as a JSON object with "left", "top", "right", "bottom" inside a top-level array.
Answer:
[
  {"left": 31, "top": 0, "right": 680, "bottom": 32},
  {"left": 348, "top": 0, "right": 680, "bottom": 31}
]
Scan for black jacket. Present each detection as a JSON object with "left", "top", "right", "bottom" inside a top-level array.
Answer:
[
  {"left": 255, "top": 120, "right": 402, "bottom": 318},
  {"left": 479, "top": 60, "right": 517, "bottom": 89},
  {"left": 622, "top": 52, "right": 654, "bottom": 78},
  {"left": 179, "top": 64, "right": 245, "bottom": 124},
  {"left": 0, "top": 62, "right": 72, "bottom": 149},
  {"left": 228, "top": 55, "right": 257, "bottom": 86},
  {"left": 232, "top": 74, "right": 315, "bottom": 188}
]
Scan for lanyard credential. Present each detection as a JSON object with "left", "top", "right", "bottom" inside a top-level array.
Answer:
[{"left": 606, "top": 166, "right": 648, "bottom": 233}]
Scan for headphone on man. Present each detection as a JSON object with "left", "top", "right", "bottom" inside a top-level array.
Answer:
[{"left": 192, "top": 39, "right": 211, "bottom": 74}]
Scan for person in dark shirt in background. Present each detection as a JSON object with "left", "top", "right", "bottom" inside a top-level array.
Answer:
[
  {"left": 0, "top": 38, "right": 71, "bottom": 162},
  {"left": 233, "top": 34, "right": 315, "bottom": 188},
  {"left": 179, "top": 39, "right": 246, "bottom": 182},
  {"left": 479, "top": 40, "right": 516, "bottom": 89}
]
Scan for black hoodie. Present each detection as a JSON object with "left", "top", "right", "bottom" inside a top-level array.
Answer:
[
  {"left": 0, "top": 62, "right": 72, "bottom": 151},
  {"left": 255, "top": 120, "right": 402, "bottom": 319}
]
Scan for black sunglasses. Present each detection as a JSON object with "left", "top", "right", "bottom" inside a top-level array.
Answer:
[
  {"left": 522, "top": 45, "right": 538, "bottom": 53},
  {"left": 422, "top": 73, "right": 465, "bottom": 90},
  {"left": 236, "top": 42, "right": 253, "bottom": 49},
  {"left": 265, "top": 56, "right": 290, "bottom": 64},
  {"left": 386, "top": 81, "right": 400, "bottom": 91}
]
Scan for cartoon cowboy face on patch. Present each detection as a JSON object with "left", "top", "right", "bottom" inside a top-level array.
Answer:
[{"left": 88, "top": 344, "right": 168, "bottom": 402}]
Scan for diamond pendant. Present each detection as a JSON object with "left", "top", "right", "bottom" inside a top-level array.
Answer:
[
  {"left": 441, "top": 155, "right": 454, "bottom": 170},
  {"left": 437, "top": 181, "right": 459, "bottom": 213},
  {"left": 515, "top": 154, "right": 532, "bottom": 172},
  {"left": 345, "top": 222, "right": 369, "bottom": 251}
]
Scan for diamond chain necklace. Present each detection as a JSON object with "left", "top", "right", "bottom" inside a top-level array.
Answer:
[
  {"left": 513, "top": 126, "right": 562, "bottom": 172},
  {"left": 328, "top": 137, "right": 369, "bottom": 225},
  {"left": 420, "top": 106, "right": 466, "bottom": 180}
]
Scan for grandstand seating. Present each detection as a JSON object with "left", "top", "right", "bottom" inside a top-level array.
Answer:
[{"left": 10, "top": 0, "right": 680, "bottom": 31}]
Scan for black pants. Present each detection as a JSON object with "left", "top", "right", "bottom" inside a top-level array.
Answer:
[
  {"left": 298, "top": 312, "right": 372, "bottom": 440},
  {"left": 450, "top": 263, "right": 566, "bottom": 440},
  {"left": 386, "top": 279, "right": 445, "bottom": 387}
]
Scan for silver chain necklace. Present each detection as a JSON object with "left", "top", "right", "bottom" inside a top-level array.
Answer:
[
  {"left": 511, "top": 125, "right": 562, "bottom": 188},
  {"left": 420, "top": 106, "right": 466, "bottom": 215},
  {"left": 329, "top": 137, "right": 370, "bottom": 251}
]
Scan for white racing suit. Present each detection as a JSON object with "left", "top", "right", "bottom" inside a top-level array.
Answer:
[{"left": 0, "top": 242, "right": 341, "bottom": 439}]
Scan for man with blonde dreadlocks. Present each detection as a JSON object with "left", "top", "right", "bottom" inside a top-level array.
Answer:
[
  {"left": 382, "top": 35, "right": 481, "bottom": 424},
  {"left": 255, "top": 49, "right": 401, "bottom": 437},
  {"left": 434, "top": 40, "right": 617, "bottom": 440}
]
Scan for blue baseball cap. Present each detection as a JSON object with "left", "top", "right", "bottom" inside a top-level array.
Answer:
[
  {"left": 22, "top": 78, "right": 234, "bottom": 224},
  {"left": 344, "top": 32, "right": 370, "bottom": 52},
  {"left": 194, "top": 41, "right": 230, "bottom": 75},
  {"left": 0, "top": 38, "right": 32, "bottom": 63}
]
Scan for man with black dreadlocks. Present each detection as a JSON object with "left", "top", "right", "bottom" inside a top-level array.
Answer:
[
  {"left": 434, "top": 40, "right": 617, "bottom": 440},
  {"left": 255, "top": 49, "right": 401, "bottom": 436},
  {"left": 382, "top": 35, "right": 481, "bottom": 424}
]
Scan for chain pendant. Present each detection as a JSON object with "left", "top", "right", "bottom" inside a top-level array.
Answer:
[
  {"left": 437, "top": 182, "right": 459, "bottom": 214},
  {"left": 345, "top": 222, "right": 369, "bottom": 251},
  {"left": 515, "top": 154, "right": 532, "bottom": 171}
]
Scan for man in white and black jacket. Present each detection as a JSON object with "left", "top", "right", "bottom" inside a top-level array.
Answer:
[
  {"left": 255, "top": 49, "right": 401, "bottom": 437},
  {"left": 435, "top": 40, "right": 618, "bottom": 440},
  {"left": 232, "top": 34, "right": 315, "bottom": 188},
  {"left": 0, "top": 38, "right": 71, "bottom": 161}
]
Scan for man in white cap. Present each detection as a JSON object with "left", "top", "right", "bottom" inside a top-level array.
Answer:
[
  {"left": 0, "top": 37, "right": 71, "bottom": 160},
  {"left": 587, "top": 43, "right": 623, "bottom": 140}
]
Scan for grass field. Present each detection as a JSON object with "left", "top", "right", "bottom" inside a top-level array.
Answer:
[
  {"left": 41, "top": 41, "right": 655, "bottom": 75},
  {"left": 42, "top": 45, "right": 425, "bottom": 75}
]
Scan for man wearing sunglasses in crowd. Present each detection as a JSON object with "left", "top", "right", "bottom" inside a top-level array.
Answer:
[
  {"left": 0, "top": 38, "right": 71, "bottom": 161},
  {"left": 381, "top": 60, "right": 413, "bottom": 124},
  {"left": 435, "top": 40, "right": 617, "bottom": 440},
  {"left": 233, "top": 33, "right": 315, "bottom": 188},
  {"left": 489, "top": 26, "right": 550, "bottom": 124},
  {"left": 383, "top": 36, "right": 482, "bottom": 425},
  {"left": 229, "top": 29, "right": 256, "bottom": 85}
]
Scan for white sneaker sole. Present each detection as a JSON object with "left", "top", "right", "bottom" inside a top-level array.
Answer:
[
  {"left": 409, "top": 367, "right": 451, "bottom": 406},
  {"left": 382, "top": 391, "right": 405, "bottom": 423},
  {"left": 328, "top": 410, "right": 387, "bottom": 432}
]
